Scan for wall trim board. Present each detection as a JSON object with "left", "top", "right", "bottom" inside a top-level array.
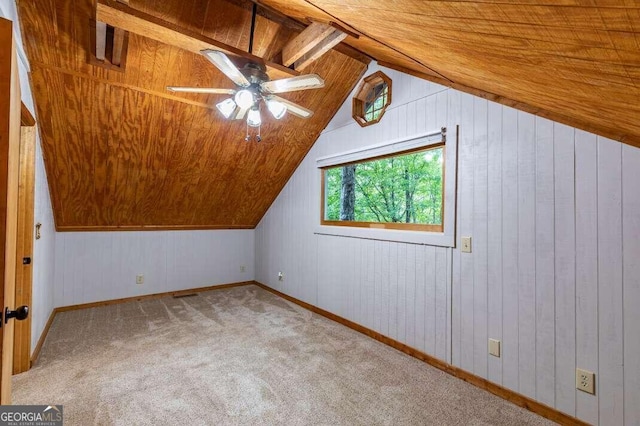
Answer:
[
  {"left": 28, "top": 281, "right": 254, "bottom": 366},
  {"left": 56, "top": 224, "right": 255, "bottom": 232},
  {"left": 29, "top": 308, "right": 55, "bottom": 367},
  {"left": 253, "top": 281, "right": 589, "bottom": 426}
]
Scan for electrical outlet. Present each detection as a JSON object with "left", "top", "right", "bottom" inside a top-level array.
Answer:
[
  {"left": 461, "top": 236, "right": 472, "bottom": 253},
  {"left": 278, "top": 271, "right": 284, "bottom": 282},
  {"left": 488, "top": 338, "right": 501, "bottom": 357},
  {"left": 136, "top": 274, "right": 144, "bottom": 285},
  {"left": 576, "top": 368, "right": 595, "bottom": 395},
  {"left": 240, "top": 265, "right": 246, "bottom": 273}
]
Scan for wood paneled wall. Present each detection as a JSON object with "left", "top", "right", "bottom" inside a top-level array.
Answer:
[
  {"left": 54, "top": 230, "right": 254, "bottom": 307},
  {"left": 255, "top": 63, "right": 640, "bottom": 425},
  {"left": 18, "top": 0, "right": 367, "bottom": 230}
]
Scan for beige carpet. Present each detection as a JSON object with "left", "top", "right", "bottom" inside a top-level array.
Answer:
[{"left": 13, "top": 285, "right": 553, "bottom": 425}]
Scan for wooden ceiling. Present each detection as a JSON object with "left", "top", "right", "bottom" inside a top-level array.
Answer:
[
  {"left": 258, "top": 0, "right": 640, "bottom": 147},
  {"left": 19, "top": 0, "right": 640, "bottom": 230},
  {"left": 18, "top": 0, "right": 368, "bottom": 230}
]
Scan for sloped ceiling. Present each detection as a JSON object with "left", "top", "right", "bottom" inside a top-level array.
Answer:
[
  {"left": 19, "top": 0, "right": 368, "bottom": 230},
  {"left": 260, "top": 0, "right": 640, "bottom": 147},
  {"left": 20, "top": 0, "right": 640, "bottom": 230}
]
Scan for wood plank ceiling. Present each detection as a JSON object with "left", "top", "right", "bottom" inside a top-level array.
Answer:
[
  {"left": 20, "top": 0, "right": 640, "bottom": 230},
  {"left": 18, "top": 0, "right": 368, "bottom": 230},
  {"left": 259, "top": 0, "right": 640, "bottom": 147}
]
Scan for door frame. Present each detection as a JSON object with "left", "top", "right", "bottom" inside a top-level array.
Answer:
[
  {"left": 13, "top": 117, "right": 35, "bottom": 374},
  {"left": 0, "top": 16, "right": 23, "bottom": 404}
]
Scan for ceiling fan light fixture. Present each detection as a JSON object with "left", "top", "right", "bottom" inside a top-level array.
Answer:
[
  {"left": 216, "top": 98, "right": 237, "bottom": 119},
  {"left": 266, "top": 99, "right": 287, "bottom": 120},
  {"left": 247, "top": 108, "right": 262, "bottom": 127},
  {"left": 234, "top": 89, "right": 254, "bottom": 109}
]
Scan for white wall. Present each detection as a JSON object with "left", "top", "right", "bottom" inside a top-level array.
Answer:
[
  {"left": 54, "top": 230, "right": 254, "bottom": 306},
  {"left": 0, "top": 1, "right": 58, "bottom": 354},
  {"left": 32, "top": 130, "right": 56, "bottom": 351},
  {"left": 255, "top": 62, "right": 640, "bottom": 425}
]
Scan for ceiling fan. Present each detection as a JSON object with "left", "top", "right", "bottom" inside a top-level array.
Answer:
[{"left": 167, "top": 49, "right": 325, "bottom": 141}]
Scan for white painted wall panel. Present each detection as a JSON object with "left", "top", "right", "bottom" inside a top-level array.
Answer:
[
  {"left": 622, "top": 144, "right": 640, "bottom": 426},
  {"left": 32, "top": 130, "right": 56, "bottom": 352},
  {"left": 487, "top": 101, "right": 503, "bottom": 385},
  {"left": 54, "top": 230, "right": 254, "bottom": 307},
  {"left": 575, "top": 130, "right": 599, "bottom": 424},
  {"left": 256, "top": 62, "right": 640, "bottom": 424},
  {"left": 596, "top": 137, "right": 624, "bottom": 425},
  {"left": 553, "top": 123, "right": 576, "bottom": 415},
  {"left": 534, "top": 117, "right": 555, "bottom": 407}
]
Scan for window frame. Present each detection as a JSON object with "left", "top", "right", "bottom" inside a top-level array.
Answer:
[
  {"left": 315, "top": 128, "right": 457, "bottom": 248},
  {"left": 352, "top": 71, "right": 392, "bottom": 127},
  {"left": 320, "top": 143, "right": 445, "bottom": 233}
]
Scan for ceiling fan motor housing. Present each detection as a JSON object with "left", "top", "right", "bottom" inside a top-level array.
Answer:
[{"left": 242, "top": 63, "right": 269, "bottom": 85}]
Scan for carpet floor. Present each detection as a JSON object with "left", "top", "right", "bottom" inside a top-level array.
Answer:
[{"left": 13, "top": 285, "right": 553, "bottom": 425}]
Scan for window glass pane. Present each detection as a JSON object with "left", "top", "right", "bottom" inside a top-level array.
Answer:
[{"left": 323, "top": 146, "right": 444, "bottom": 226}]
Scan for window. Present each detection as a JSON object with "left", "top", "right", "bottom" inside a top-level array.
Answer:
[
  {"left": 352, "top": 71, "right": 392, "bottom": 127},
  {"left": 321, "top": 144, "right": 444, "bottom": 232}
]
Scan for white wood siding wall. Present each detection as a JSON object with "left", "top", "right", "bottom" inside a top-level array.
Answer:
[
  {"left": 54, "top": 230, "right": 254, "bottom": 307},
  {"left": 255, "top": 63, "right": 640, "bottom": 425},
  {"left": 32, "top": 131, "right": 56, "bottom": 351}
]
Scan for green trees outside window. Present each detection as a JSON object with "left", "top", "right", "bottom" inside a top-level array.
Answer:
[{"left": 323, "top": 145, "right": 444, "bottom": 231}]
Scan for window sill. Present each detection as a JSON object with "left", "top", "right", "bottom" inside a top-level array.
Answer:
[{"left": 314, "top": 224, "right": 455, "bottom": 247}]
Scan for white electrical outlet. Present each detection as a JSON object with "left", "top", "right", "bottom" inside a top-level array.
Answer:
[
  {"left": 461, "top": 236, "right": 472, "bottom": 253},
  {"left": 489, "top": 338, "right": 501, "bottom": 357},
  {"left": 278, "top": 271, "right": 284, "bottom": 282},
  {"left": 240, "top": 265, "right": 246, "bottom": 273},
  {"left": 576, "top": 368, "right": 595, "bottom": 395},
  {"left": 136, "top": 274, "right": 144, "bottom": 285}
]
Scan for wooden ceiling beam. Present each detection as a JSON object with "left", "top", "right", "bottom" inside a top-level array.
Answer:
[
  {"left": 282, "top": 22, "right": 347, "bottom": 71},
  {"left": 95, "top": 21, "right": 107, "bottom": 61},
  {"left": 96, "top": 0, "right": 298, "bottom": 79},
  {"left": 224, "top": 0, "right": 371, "bottom": 66},
  {"left": 20, "top": 103, "right": 35, "bottom": 127},
  {"left": 111, "top": 27, "right": 126, "bottom": 66}
]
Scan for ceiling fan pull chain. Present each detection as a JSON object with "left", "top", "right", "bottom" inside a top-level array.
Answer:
[
  {"left": 256, "top": 124, "right": 262, "bottom": 142},
  {"left": 245, "top": 122, "right": 251, "bottom": 142}
]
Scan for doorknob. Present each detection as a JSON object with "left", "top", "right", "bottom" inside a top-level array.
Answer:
[{"left": 4, "top": 305, "right": 29, "bottom": 324}]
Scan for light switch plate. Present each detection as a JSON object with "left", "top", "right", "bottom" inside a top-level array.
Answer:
[
  {"left": 489, "top": 338, "right": 501, "bottom": 357},
  {"left": 461, "top": 236, "right": 472, "bottom": 253},
  {"left": 576, "top": 368, "right": 595, "bottom": 395}
]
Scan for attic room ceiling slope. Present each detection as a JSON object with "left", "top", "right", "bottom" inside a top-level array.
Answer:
[
  {"left": 19, "top": 0, "right": 368, "bottom": 231},
  {"left": 257, "top": 0, "right": 640, "bottom": 147}
]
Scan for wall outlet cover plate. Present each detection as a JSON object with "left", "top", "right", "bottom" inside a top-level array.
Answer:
[
  {"left": 576, "top": 368, "right": 595, "bottom": 395},
  {"left": 461, "top": 236, "right": 472, "bottom": 253},
  {"left": 489, "top": 338, "right": 501, "bottom": 357}
]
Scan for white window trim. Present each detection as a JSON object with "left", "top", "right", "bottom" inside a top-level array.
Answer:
[{"left": 314, "top": 128, "right": 457, "bottom": 247}]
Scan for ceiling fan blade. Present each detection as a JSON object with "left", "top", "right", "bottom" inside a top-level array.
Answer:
[
  {"left": 201, "top": 49, "right": 251, "bottom": 88},
  {"left": 268, "top": 95, "right": 314, "bottom": 118},
  {"left": 235, "top": 104, "right": 251, "bottom": 120},
  {"left": 166, "top": 87, "right": 236, "bottom": 95},
  {"left": 260, "top": 74, "right": 325, "bottom": 94}
]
